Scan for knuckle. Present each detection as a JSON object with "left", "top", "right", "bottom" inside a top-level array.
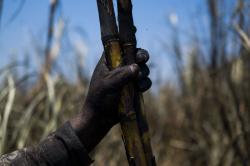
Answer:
[
  {"left": 137, "top": 49, "right": 149, "bottom": 63},
  {"left": 139, "top": 64, "right": 150, "bottom": 77},
  {"left": 138, "top": 77, "right": 152, "bottom": 92}
]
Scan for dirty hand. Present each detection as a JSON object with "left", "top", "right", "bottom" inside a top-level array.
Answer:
[{"left": 70, "top": 48, "right": 151, "bottom": 152}]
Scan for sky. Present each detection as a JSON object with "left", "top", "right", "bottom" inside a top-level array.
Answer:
[{"left": 0, "top": 0, "right": 207, "bottom": 85}]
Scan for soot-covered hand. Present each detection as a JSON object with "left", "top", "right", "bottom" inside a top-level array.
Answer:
[
  {"left": 85, "top": 48, "right": 151, "bottom": 126},
  {"left": 70, "top": 48, "right": 151, "bottom": 152}
]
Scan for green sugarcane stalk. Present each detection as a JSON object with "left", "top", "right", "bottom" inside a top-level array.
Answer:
[{"left": 96, "top": 0, "right": 155, "bottom": 165}]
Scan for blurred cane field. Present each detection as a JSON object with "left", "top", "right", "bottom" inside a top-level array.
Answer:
[{"left": 1, "top": 0, "right": 250, "bottom": 165}]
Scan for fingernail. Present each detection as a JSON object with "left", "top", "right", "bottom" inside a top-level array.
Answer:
[
  {"left": 138, "top": 51, "right": 149, "bottom": 62},
  {"left": 130, "top": 64, "right": 139, "bottom": 74}
]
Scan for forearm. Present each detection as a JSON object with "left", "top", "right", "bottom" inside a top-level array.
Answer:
[
  {"left": 0, "top": 122, "right": 93, "bottom": 166},
  {"left": 0, "top": 107, "right": 112, "bottom": 166}
]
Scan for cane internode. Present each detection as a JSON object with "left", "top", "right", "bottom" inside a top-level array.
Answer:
[{"left": 96, "top": 0, "right": 156, "bottom": 165}]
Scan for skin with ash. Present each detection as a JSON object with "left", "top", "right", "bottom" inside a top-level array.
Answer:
[{"left": 0, "top": 49, "right": 152, "bottom": 166}]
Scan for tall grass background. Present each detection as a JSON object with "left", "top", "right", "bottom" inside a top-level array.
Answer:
[{"left": 1, "top": 0, "right": 250, "bottom": 165}]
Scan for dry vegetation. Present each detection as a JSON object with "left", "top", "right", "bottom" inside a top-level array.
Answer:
[{"left": 1, "top": 0, "right": 250, "bottom": 166}]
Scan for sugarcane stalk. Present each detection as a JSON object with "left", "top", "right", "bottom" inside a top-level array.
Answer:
[
  {"left": 96, "top": 0, "right": 155, "bottom": 165},
  {"left": 117, "top": 1, "right": 156, "bottom": 165}
]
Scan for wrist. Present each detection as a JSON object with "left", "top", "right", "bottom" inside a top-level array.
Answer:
[{"left": 69, "top": 105, "right": 111, "bottom": 153}]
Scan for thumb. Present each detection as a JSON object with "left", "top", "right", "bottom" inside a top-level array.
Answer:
[{"left": 107, "top": 64, "right": 139, "bottom": 88}]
